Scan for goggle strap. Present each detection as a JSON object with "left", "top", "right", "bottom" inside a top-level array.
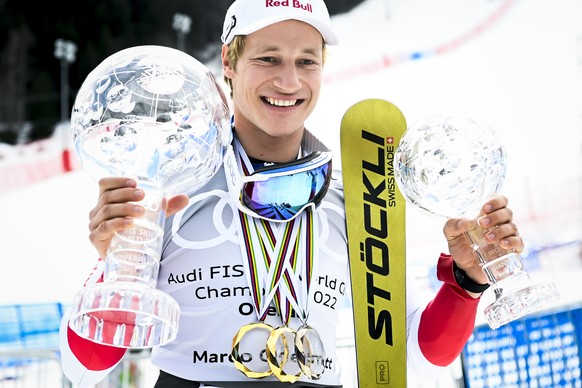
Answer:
[{"left": 252, "top": 151, "right": 325, "bottom": 174}]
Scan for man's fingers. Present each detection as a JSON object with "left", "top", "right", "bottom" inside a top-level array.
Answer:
[
  {"left": 499, "top": 235, "right": 524, "bottom": 253},
  {"left": 97, "top": 177, "right": 137, "bottom": 196},
  {"left": 167, "top": 194, "right": 190, "bottom": 216},
  {"left": 443, "top": 217, "right": 477, "bottom": 241},
  {"left": 480, "top": 195, "right": 509, "bottom": 215}
]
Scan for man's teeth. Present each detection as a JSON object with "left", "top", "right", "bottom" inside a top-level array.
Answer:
[{"left": 265, "top": 98, "right": 297, "bottom": 107}]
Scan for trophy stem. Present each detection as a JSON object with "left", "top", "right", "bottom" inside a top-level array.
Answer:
[
  {"left": 68, "top": 177, "right": 180, "bottom": 348},
  {"left": 106, "top": 178, "right": 165, "bottom": 286},
  {"left": 464, "top": 226, "right": 559, "bottom": 330}
]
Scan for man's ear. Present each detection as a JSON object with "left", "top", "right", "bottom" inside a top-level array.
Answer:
[{"left": 221, "top": 45, "right": 234, "bottom": 79}]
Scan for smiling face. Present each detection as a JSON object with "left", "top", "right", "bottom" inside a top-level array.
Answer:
[{"left": 222, "top": 19, "right": 325, "bottom": 162}]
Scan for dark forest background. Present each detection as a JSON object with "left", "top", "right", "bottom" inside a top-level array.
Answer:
[{"left": 0, "top": 0, "right": 363, "bottom": 144}]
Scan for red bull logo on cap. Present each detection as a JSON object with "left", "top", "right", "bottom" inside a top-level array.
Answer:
[
  {"left": 266, "top": 0, "right": 313, "bottom": 13},
  {"left": 222, "top": 0, "right": 338, "bottom": 46}
]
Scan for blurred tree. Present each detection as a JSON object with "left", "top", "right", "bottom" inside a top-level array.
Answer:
[{"left": 0, "top": 0, "right": 364, "bottom": 144}]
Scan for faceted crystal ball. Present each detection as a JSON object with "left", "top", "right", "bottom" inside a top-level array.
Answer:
[
  {"left": 71, "top": 45, "right": 232, "bottom": 196},
  {"left": 394, "top": 113, "right": 507, "bottom": 218}
]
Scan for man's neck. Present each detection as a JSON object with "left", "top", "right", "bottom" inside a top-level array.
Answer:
[{"left": 232, "top": 122, "right": 304, "bottom": 163}]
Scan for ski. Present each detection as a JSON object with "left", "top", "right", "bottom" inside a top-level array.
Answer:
[{"left": 340, "top": 98, "right": 407, "bottom": 387}]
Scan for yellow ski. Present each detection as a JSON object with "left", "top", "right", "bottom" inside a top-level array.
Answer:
[{"left": 340, "top": 99, "right": 407, "bottom": 387}]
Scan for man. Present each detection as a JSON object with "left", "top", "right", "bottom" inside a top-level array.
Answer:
[{"left": 60, "top": 0, "right": 525, "bottom": 386}]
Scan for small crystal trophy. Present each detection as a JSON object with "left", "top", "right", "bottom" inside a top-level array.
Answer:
[
  {"left": 68, "top": 46, "right": 231, "bottom": 347},
  {"left": 394, "top": 113, "right": 559, "bottom": 329}
]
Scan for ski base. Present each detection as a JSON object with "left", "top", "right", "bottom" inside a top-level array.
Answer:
[{"left": 340, "top": 98, "right": 408, "bottom": 387}]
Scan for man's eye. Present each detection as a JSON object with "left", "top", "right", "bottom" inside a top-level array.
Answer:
[{"left": 301, "top": 58, "right": 322, "bottom": 67}]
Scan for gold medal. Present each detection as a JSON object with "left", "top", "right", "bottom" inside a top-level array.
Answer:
[
  {"left": 231, "top": 322, "right": 274, "bottom": 379},
  {"left": 295, "top": 324, "right": 326, "bottom": 380},
  {"left": 266, "top": 326, "right": 302, "bottom": 383}
]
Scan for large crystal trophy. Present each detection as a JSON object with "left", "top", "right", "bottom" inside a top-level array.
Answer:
[
  {"left": 68, "top": 45, "right": 231, "bottom": 347},
  {"left": 394, "top": 113, "right": 559, "bottom": 329}
]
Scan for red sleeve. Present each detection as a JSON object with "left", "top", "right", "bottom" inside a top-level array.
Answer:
[
  {"left": 417, "top": 253, "right": 479, "bottom": 366},
  {"left": 59, "top": 258, "right": 129, "bottom": 386},
  {"left": 67, "top": 324, "right": 127, "bottom": 370}
]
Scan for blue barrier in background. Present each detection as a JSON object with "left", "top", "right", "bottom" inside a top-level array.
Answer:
[
  {"left": 0, "top": 302, "right": 65, "bottom": 368},
  {"left": 3, "top": 301, "right": 581, "bottom": 386},
  {"left": 461, "top": 305, "right": 582, "bottom": 387}
]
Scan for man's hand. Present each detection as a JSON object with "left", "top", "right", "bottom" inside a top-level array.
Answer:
[
  {"left": 443, "top": 195, "right": 524, "bottom": 286},
  {"left": 88, "top": 177, "right": 189, "bottom": 258}
]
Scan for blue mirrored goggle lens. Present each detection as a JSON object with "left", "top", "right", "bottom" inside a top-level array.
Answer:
[{"left": 241, "top": 162, "right": 332, "bottom": 221}]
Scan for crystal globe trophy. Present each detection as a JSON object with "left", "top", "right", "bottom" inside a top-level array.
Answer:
[
  {"left": 394, "top": 113, "right": 559, "bottom": 329},
  {"left": 68, "top": 45, "right": 231, "bottom": 347}
]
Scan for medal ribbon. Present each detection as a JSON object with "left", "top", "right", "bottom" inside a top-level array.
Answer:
[
  {"left": 229, "top": 138, "right": 318, "bottom": 325},
  {"left": 256, "top": 216, "right": 304, "bottom": 324},
  {"left": 251, "top": 215, "right": 299, "bottom": 321},
  {"left": 236, "top": 211, "right": 270, "bottom": 321},
  {"left": 300, "top": 209, "right": 316, "bottom": 322}
]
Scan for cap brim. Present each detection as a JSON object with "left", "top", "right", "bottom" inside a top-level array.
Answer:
[{"left": 229, "top": 16, "right": 339, "bottom": 45}]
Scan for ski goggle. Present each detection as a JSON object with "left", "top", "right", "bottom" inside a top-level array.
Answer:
[{"left": 225, "top": 147, "right": 333, "bottom": 222}]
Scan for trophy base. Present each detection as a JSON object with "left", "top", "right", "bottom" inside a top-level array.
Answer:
[
  {"left": 69, "top": 281, "right": 180, "bottom": 348},
  {"left": 484, "top": 281, "right": 559, "bottom": 330}
]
